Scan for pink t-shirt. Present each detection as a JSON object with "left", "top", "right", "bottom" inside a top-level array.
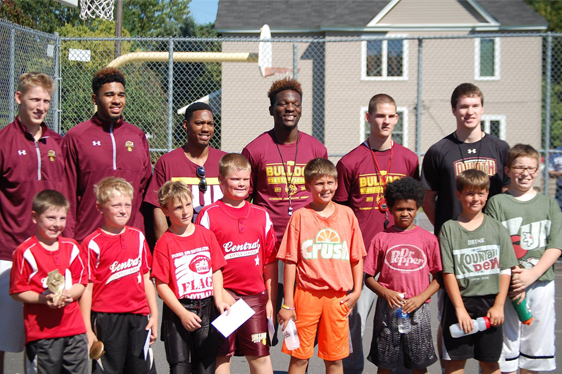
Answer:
[
  {"left": 277, "top": 203, "right": 366, "bottom": 292},
  {"left": 196, "top": 200, "right": 277, "bottom": 295},
  {"left": 151, "top": 226, "right": 226, "bottom": 300},
  {"left": 144, "top": 146, "right": 226, "bottom": 219},
  {"left": 334, "top": 142, "right": 419, "bottom": 248},
  {"left": 242, "top": 130, "right": 328, "bottom": 242},
  {"left": 82, "top": 226, "right": 152, "bottom": 315},
  {"left": 363, "top": 226, "right": 442, "bottom": 301},
  {"left": 10, "top": 236, "right": 87, "bottom": 343}
]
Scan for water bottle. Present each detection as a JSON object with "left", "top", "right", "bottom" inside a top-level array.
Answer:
[
  {"left": 283, "top": 319, "right": 300, "bottom": 350},
  {"left": 449, "top": 316, "right": 490, "bottom": 338},
  {"left": 512, "top": 297, "right": 533, "bottom": 325},
  {"left": 396, "top": 293, "right": 411, "bottom": 334}
]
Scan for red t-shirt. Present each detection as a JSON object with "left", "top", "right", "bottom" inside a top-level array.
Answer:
[
  {"left": 364, "top": 226, "right": 442, "bottom": 301},
  {"left": 151, "top": 226, "right": 226, "bottom": 300},
  {"left": 334, "top": 142, "right": 419, "bottom": 248},
  {"left": 144, "top": 147, "right": 226, "bottom": 219},
  {"left": 82, "top": 226, "right": 152, "bottom": 315},
  {"left": 10, "top": 236, "right": 87, "bottom": 343},
  {"left": 242, "top": 130, "right": 328, "bottom": 242},
  {"left": 196, "top": 200, "right": 278, "bottom": 295},
  {"left": 0, "top": 118, "right": 65, "bottom": 261},
  {"left": 277, "top": 203, "right": 366, "bottom": 292}
]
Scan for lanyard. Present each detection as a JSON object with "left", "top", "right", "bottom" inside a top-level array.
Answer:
[{"left": 367, "top": 140, "right": 393, "bottom": 229}]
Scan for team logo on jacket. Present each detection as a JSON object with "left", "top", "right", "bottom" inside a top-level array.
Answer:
[
  {"left": 301, "top": 228, "right": 349, "bottom": 260},
  {"left": 125, "top": 140, "right": 134, "bottom": 151},
  {"left": 384, "top": 244, "right": 426, "bottom": 271},
  {"left": 189, "top": 255, "right": 210, "bottom": 274},
  {"left": 18, "top": 150, "right": 26, "bottom": 156},
  {"left": 47, "top": 150, "right": 56, "bottom": 161}
]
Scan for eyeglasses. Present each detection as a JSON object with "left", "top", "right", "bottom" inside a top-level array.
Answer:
[
  {"left": 511, "top": 165, "right": 539, "bottom": 174},
  {"left": 196, "top": 166, "right": 207, "bottom": 192}
]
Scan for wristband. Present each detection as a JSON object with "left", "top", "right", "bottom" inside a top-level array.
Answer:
[{"left": 281, "top": 304, "right": 295, "bottom": 310}]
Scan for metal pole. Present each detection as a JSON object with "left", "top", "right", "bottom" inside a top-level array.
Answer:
[
  {"left": 167, "top": 38, "right": 174, "bottom": 152},
  {"left": 544, "top": 33, "right": 553, "bottom": 194},
  {"left": 53, "top": 32, "right": 61, "bottom": 133},
  {"left": 9, "top": 28, "right": 15, "bottom": 122},
  {"left": 114, "top": 0, "right": 123, "bottom": 58},
  {"left": 293, "top": 42, "right": 298, "bottom": 80},
  {"left": 416, "top": 38, "right": 423, "bottom": 157}
]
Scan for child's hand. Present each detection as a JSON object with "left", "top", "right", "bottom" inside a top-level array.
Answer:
[
  {"left": 146, "top": 315, "right": 158, "bottom": 345},
  {"left": 511, "top": 267, "right": 538, "bottom": 293},
  {"left": 180, "top": 310, "right": 202, "bottom": 331},
  {"left": 222, "top": 289, "right": 236, "bottom": 306},
  {"left": 455, "top": 307, "right": 473, "bottom": 334},
  {"left": 381, "top": 289, "right": 405, "bottom": 309},
  {"left": 266, "top": 299, "right": 274, "bottom": 320},
  {"left": 277, "top": 308, "right": 296, "bottom": 330},
  {"left": 341, "top": 291, "right": 360, "bottom": 313},
  {"left": 86, "top": 330, "right": 97, "bottom": 349},
  {"left": 216, "top": 301, "right": 230, "bottom": 316},
  {"left": 402, "top": 295, "right": 424, "bottom": 314},
  {"left": 59, "top": 290, "right": 74, "bottom": 307},
  {"left": 509, "top": 290, "right": 526, "bottom": 305},
  {"left": 486, "top": 305, "right": 504, "bottom": 327},
  {"left": 44, "top": 293, "right": 60, "bottom": 309}
]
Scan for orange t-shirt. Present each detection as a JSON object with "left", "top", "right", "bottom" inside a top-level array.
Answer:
[{"left": 277, "top": 203, "right": 366, "bottom": 292}]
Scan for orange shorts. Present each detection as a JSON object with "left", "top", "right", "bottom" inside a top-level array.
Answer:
[{"left": 282, "top": 286, "right": 350, "bottom": 361}]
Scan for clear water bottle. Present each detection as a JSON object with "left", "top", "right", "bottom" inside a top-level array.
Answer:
[
  {"left": 283, "top": 319, "right": 300, "bottom": 350},
  {"left": 397, "top": 307, "right": 411, "bottom": 333},
  {"left": 449, "top": 316, "right": 490, "bottom": 338}
]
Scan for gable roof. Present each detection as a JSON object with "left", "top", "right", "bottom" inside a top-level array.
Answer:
[{"left": 216, "top": 0, "right": 547, "bottom": 33}]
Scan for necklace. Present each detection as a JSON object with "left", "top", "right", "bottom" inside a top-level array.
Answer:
[
  {"left": 454, "top": 131, "right": 483, "bottom": 170},
  {"left": 367, "top": 139, "right": 393, "bottom": 229},
  {"left": 275, "top": 132, "right": 299, "bottom": 216}
]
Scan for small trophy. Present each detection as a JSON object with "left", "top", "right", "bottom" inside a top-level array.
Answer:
[
  {"left": 47, "top": 270, "right": 65, "bottom": 305},
  {"left": 90, "top": 340, "right": 105, "bottom": 360}
]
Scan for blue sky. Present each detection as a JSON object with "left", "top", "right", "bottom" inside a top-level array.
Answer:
[{"left": 190, "top": 0, "right": 219, "bottom": 24}]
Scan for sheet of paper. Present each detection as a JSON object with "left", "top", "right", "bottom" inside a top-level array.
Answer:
[
  {"left": 267, "top": 317, "right": 275, "bottom": 346},
  {"left": 65, "top": 269, "right": 72, "bottom": 290},
  {"left": 143, "top": 329, "right": 151, "bottom": 360},
  {"left": 212, "top": 299, "right": 255, "bottom": 338}
]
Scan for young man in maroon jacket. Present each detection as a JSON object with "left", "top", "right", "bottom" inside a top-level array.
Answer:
[
  {"left": 62, "top": 67, "right": 152, "bottom": 243},
  {"left": 0, "top": 72, "right": 65, "bottom": 374}
]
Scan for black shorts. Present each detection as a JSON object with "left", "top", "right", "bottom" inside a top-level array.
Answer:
[
  {"left": 441, "top": 294, "right": 503, "bottom": 362},
  {"left": 217, "top": 290, "right": 270, "bottom": 357},
  {"left": 367, "top": 297, "right": 438, "bottom": 370},
  {"left": 91, "top": 312, "right": 156, "bottom": 374},
  {"left": 26, "top": 334, "right": 88, "bottom": 374},
  {"left": 161, "top": 296, "right": 217, "bottom": 374}
]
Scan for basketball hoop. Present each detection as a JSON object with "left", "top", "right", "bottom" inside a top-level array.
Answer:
[{"left": 79, "top": 0, "right": 115, "bottom": 21}]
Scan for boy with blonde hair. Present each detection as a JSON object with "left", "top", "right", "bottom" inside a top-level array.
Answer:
[
  {"left": 80, "top": 177, "right": 158, "bottom": 374},
  {"left": 152, "top": 181, "right": 229, "bottom": 374},
  {"left": 277, "top": 158, "right": 366, "bottom": 374},
  {"left": 486, "top": 144, "right": 562, "bottom": 373},
  {"left": 196, "top": 153, "right": 278, "bottom": 374},
  {"left": 10, "top": 190, "right": 88, "bottom": 374},
  {"left": 440, "top": 169, "right": 518, "bottom": 374}
]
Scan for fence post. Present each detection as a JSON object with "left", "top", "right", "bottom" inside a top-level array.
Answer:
[
  {"left": 293, "top": 42, "right": 298, "bottom": 80},
  {"left": 9, "top": 28, "right": 15, "bottom": 121},
  {"left": 416, "top": 38, "right": 423, "bottom": 158},
  {"left": 167, "top": 38, "right": 174, "bottom": 152},
  {"left": 544, "top": 33, "right": 552, "bottom": 193},
  {"left": 53, "top": 32, "right": 61, "bottom": 133}
]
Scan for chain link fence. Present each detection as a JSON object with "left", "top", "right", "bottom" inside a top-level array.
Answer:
[{"left": 2, "top": 18, "right": 562, "bottom": 198}]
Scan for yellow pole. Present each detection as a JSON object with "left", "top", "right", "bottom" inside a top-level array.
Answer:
[{"left": 107, "top": 52, "right": 259, "bottom": 69}]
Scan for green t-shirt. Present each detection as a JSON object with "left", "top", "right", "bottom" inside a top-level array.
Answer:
[
  {"left": 440, "top": 215, "right": 518, "bottom": 297},
  {"left": 485, "top": 192, "right": 562, "bottom": 282}
]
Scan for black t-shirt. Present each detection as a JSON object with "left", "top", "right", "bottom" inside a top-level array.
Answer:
[{"left": 421, "top": 133, "right": 509, "bottom": 235}]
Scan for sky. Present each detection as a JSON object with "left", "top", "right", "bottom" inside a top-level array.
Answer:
[{"left": 189, "top": 0, "right": 220, "bottom": 24}]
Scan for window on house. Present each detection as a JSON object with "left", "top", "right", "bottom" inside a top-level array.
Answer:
[
  {"left": 481, "top": 115, "right": 506, "bottom": 140},
  {"left": 362, "top": 38, "right": 408, "bottom": 80},
  {"left": 361, "top": 107, "right": 408, "bottom": 146},
  {"left": 475, "top": 37, "right": 500, "bottom": 80}
]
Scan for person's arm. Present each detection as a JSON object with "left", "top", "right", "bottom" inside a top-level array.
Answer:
[
  {"left": 155, "top": 279, "right": 202, "bottom": 331},
  {"left": 486, "top": 273, "right": 510, "bottom": 327},
  {"left": 212, "top": 270, "right": 230, "bottom": 314},
  {"left": 402, "top": 277, "right": 440, "bottom": 314},
  {"left": 79, "top": 282, "right": 97, "bottom": 348},
  {"left": 153, "top": 207, "right": 168, "bottom": 241},
  {"left": 62, "top": 135, "right": 79, "bottom": 238},
  {"left": 264, "top": 261, "right": 278, "bottom": 320},
  {"left": 443, "top": 272, "right": 473, "bottom": 333},
  {"left": 511, "top": 248, "right": 561, "bottom": 292},
  {"left": 422, "top": 190, "right": 437, "bottom": 226},
  {"left": 365, "top": 274, "right": 405, "bottom": 309},
  {"left": 12, "top": 290, "right": 57, "bottom": 307},
  {"left": 277, "top": 261, "right": 297, "bottom": 329},
  {"left": 144, "top": 273, "right": 158, "bottom": 344},
  {"left": 341, "top": 258, "right": 363, "bottom": 312}
]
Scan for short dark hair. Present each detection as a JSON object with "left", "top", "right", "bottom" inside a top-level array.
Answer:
[
  {"left": 32, "top": 190, "right": 70, "bottom": 215},
  {"left": 268, "top": 78, "right": 302, "bottom": 106},
  {"left": 384, "top": 177, "right": 426, "bottom": 208},
  {"left": 368, "top": 94, "right": 396, "bottom": 114},
  {"left": 456, "top": 169, "right": 490, "bottom": 192},
  {"left": 92, "top": 67, "right": 126, "bottom": 95},
  {"left": 184, "top": 102, "right": 213, "bottom": 122},
  {"left": 451, "top": 83, "right": 484, "bottom": 108}
]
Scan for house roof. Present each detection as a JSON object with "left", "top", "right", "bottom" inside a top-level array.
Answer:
[{"left": 216, "top": 0, "right": 547, "bottom": 32}]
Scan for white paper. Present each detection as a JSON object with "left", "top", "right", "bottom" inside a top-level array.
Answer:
[
  {"left": 143, "top": 329, "right": 151, "bottom": 360},
  {"left": 212, "top": 299, "right": 255, "bottom": 338},
  {"left": 267, "top": 317, "right": 275, "bottom": 346},
  {"left": 65, "top": 269, "right": 72, "bottom": 290}
]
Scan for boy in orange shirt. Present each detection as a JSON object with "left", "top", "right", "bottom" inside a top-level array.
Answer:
[{"left": 277, "top": 158, "right": 366, "bottom": 374}]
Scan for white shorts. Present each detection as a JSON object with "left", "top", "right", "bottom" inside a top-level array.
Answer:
[
  {"left": 0, "top": 259, "right": 25, "bottom": 352},
  {"left": 499, "top": 280, "right": 556, "bottom": 372}
]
